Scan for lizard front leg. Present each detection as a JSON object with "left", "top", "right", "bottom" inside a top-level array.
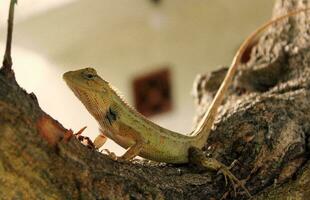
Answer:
[
  {"left": 188, "top": 147, "right": 251, "bottom": 198},
  {"left": 121, "top": 141, "right": 144, "bottom": 161},
  {"left": 94, "top": 132, "right": 108, "bottom": 149}
]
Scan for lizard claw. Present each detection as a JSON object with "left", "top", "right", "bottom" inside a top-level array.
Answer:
[
  {"left": 75, "top": 126, "right": 87, "bottom": 136},
  {"left": 73, "top": 127, "right": 98, "bottom": 149},
  {"left": 101, "top": 149, "right": 118, "bottom": 161},
  {"left": 63, "top": 126, "right": 87, "bottom": 143},
  {"left": 217, "top": 159, "right": 240, "bottom": 186},
  {"left": 218, "top": 166, "right": 251, "bottom": 198}
]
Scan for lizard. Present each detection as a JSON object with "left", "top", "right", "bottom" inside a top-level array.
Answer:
[{"left": 63, "top": 8, "right": 310, "bottom": 198}]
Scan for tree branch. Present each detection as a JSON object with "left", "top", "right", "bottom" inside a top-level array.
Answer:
[{"left": 1, "top": 0, "right": 17, "bottom": 73}]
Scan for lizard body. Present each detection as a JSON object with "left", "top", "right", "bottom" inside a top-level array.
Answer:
[
  {"left": 65, "top": 73, "right": 197, "bottom": 163},
  {"left": 64, "top": 8, "right": 309, "bottom": 164}
]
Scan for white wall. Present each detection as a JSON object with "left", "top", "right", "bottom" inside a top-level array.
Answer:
[{"left": 0, "top": 0, "right": 275, "bottom": 156}]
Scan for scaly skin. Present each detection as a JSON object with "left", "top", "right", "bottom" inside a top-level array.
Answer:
[{"left": 63, "top": 8, "right": 309, "bottom": 197}]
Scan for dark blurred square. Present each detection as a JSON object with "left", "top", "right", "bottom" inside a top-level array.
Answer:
[{"left": 133, "top": 68, "right": 172, "bottom": 117}]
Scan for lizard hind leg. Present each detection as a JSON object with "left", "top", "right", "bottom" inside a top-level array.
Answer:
[{"left": 188, "top": 147, "right": 251, "bottom": 198}]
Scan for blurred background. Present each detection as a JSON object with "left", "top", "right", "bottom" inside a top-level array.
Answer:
[{"left": 0, "top": 0, "right": 275, "bottom": 156}]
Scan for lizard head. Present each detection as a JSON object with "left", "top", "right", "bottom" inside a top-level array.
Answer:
[{"left": 63, "top": 67, "right": 113, "bottom": 119}]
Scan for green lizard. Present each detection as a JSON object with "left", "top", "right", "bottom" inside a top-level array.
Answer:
[{"left": 63, "top": 8, "right": 309, "bottom": 197}]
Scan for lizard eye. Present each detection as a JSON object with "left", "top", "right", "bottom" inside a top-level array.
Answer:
[{"left": 84, "top": 73, "right": 96, "bottom": 80}]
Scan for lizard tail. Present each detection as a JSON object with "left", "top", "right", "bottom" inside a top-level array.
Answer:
[{"left": 192, "top": 7, "right": 310, "bottom": 147}]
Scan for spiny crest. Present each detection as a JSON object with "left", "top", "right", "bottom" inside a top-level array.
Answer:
[
  {"left": 109, "top": 83, "right": 135, "bottom": 109},
  {"left": 109, "top": 83, "right": 157, "bottom": 122}
]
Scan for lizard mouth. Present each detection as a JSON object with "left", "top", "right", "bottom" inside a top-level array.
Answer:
[
  {"left": 63, "top": 72, "right": 91, "bottom": 93},
  {"left": 63, "top": 72, "right": 90, "bottom": 100},
  {"left": 63, "top": 73, "right": 104, "bottom": 118}
]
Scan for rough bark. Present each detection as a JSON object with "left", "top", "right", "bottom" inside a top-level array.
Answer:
[{"left": 0, "top": 0, "right": 309, "bottom": 199}]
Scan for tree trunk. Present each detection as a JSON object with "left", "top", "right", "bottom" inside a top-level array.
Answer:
[{"left": 0, "top": 0, "right": 309, "bottom": 199}]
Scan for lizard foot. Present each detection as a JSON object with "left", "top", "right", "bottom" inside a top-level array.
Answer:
[
  {"left": 74, "top": 127, "right": 98, "bottom": 149},
  {"left": 217, "top": 163, "right": 251, "bottom": 198},
  {"left": 63, "top": 126, "right": 87, "bottom": 143},
  {"left": 188, "top": 147, "right": 251, "bottom": 198},
  {"left": 101, "top": 149, "right": 118, "bottom": 161}
]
